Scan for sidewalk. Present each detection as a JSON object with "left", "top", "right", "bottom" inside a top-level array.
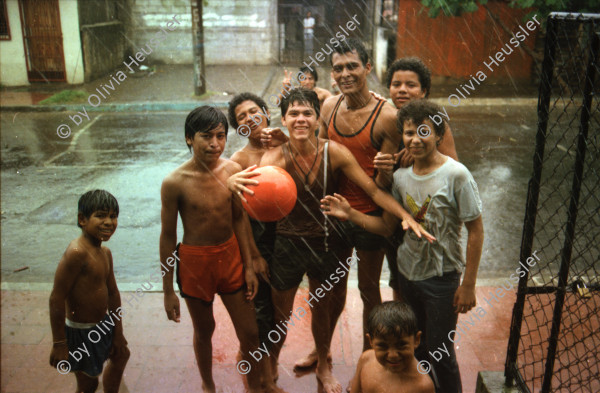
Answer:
[
  {"left": 0, "top": 64, "right": 537, "bottom": 112},
  {"left": 1, "top": 287, "right": 513, "bottom": 393}
]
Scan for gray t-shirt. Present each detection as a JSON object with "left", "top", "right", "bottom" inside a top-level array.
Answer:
[{"left": 391, "top": 157, "right": 482, "bottom": 281}]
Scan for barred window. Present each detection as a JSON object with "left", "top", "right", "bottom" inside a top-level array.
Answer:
[{"left": 0, "top": 0, "right": 10, "bottom": 40}]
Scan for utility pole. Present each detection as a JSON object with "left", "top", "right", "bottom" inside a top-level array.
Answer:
[{"left": 191, "top": 0, "right": 206, "bottom": 95}]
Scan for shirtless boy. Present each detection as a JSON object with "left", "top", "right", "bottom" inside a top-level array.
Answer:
[
  {"left": 250, "top": 88, "right": 433, "bottom": 393},
  {"left": 315, "top": 38, "right": 400, "bottom": 355},
  {"left": 226, "top": 92, "right": 288, "bottom": 350},
  {"left": 282, "top": 67, "right": 332, "bottom": 109},
  {"left": 160, "top": 106, "right": 282, "bottom": 393},
  {"left": 49, "top": 190, "right": 129, "bottom": 393},
  {"left": 350, "top": 302, "right": 434, "bottom": 393}
]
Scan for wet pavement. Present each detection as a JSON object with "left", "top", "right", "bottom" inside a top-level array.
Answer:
[
  {"left": 1, "top": 287, "right": 515, "bottom": 393},
  {"left": 1, "top": 104, "right": 539, "bottom": 287}
]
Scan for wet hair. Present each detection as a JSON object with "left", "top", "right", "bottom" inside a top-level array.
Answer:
[
  {"left": 184, "top": 106, "right": 228, "bottom": 151},
  {"left": 386, "top": 57, "right": 431, "bottom": 97},
  {"left": 397, "top": 99, "right": 445, "bottom": 138},
  {"left": 367, "top": 301, "right": 418, "bottom": 339},
  {"left": 281, "top": 88, "right": 320, "bottom": 119},
  {"left": 77, "top": 190, "right": 119, "bottom": 228},
  {"left": 227, "top": 92, "right": 270, "bottom": 130},
  {"left": 300, "top": 66, "right": 318, "bottom": 82},
  {"left": 330, "top": 38, "right": 369, "bottom": 67}
]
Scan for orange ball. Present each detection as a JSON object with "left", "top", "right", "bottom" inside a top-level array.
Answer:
[{"left": 242, "top": 166, "right": 297, "bottom": 222}]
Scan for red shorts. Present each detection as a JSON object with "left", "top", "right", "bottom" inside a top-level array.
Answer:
[{"left": 176, "top": 234, "right": 245, "bottom": 303}]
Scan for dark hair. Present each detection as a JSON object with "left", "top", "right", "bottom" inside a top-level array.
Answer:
[
  {"left": 77, "top": 190, "right": 119, "bottom": 228},
  {"left": 281, "top": 88, "right": 320, "bottom": 119},
  {"left": 300, "top": 66, "right": 318, "bottom": 82},
  {"left": 367, "top": 301, "right": 418, "bottom": 339},
  {"left": 397, "top": 99, "right": 445, "bottom": 138},
  {"left": 227, "top": 92, "right": 270, "bottom": 130},
  {"left": 330, "top": 38, "right": 369, "bottom": 67},
  {"left": 386, "top": 57, "right": 431, "bottom": 97},
  {"left": 184, "top": 106, "right": 229, "bottom": 151}
]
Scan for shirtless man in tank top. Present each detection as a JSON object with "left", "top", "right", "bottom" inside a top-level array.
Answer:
[
  {"left": 309, "top": 39, "right": 401, "bottom": 358},
  {"left": 233, "top": 88, "right": 433, "bottom": 393}
]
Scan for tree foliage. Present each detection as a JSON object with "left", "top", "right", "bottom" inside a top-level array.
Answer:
[{"left": 420, "top": 0, "right": 600, "bottom": 20}]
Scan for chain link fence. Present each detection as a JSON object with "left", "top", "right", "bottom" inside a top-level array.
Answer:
[{"left": 504, "top": 12, "right": 599, "bottom": 393}]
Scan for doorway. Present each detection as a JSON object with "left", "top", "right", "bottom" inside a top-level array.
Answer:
[{"left": 19, "top": 0, "right": 66, "bottom": 82}]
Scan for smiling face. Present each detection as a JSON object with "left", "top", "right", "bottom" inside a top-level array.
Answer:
[
  {"left": 282, "top": 100, "right": 318, "bottom": 141},
  {"left": 331, "top": 50, "right": 371, "bottom": 95},
  {"left": 402, "top": 119, "right": 440, "bottom": 160},
  {"left": 369, "top": 332, "right": 420, "bottom": 373},
  {"left": 186, "top": 124, "right": 227, "bottom": 164},
  {"left": 79, "top": 209, "right": 118, "bottom": 242},
  {"left": 234, "top": 100, "right": 269, "bottom": 139},
  {"left": 389, "top": 70, "right": 426, "bottom": 109},
  {"left": 300, "top": 72, "right": 316, "bottom": 90}
]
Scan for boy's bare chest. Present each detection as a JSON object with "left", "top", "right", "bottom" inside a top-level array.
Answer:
[
  {"left": 79, "top": 251, "right": 109, "bottom": 283},
  {"left": 181, "top": 174, "right": 231, "bottom": 213}
]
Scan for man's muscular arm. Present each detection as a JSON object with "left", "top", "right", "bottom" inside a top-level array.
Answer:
[
  {"left": 330, "top": 142, "right": 436, "bottom": 243},
  {"left": 374, "top": 104, "right": 401, "bottom": 189}
]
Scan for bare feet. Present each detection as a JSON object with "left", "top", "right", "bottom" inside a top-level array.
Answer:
[
  {"left": 316, "top": 363, "right": 342, "bottom": 393},
  {"left": 293, "top": 348, "right": 332, "bottom": 370}
]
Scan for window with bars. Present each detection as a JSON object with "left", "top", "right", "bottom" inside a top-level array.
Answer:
[{"left": 0, "top": 0, "right": 10, "bottom": 40}]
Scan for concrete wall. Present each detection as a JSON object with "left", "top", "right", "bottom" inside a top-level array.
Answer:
[
  {"left": 0, "top": 0, "right": 28, "bottom": 86},
  {"left": 130, "top": 0, "right": 278, "bottom": 65},
  {"left": 59, "top": 0, "right": 84, "bottom": 84}
]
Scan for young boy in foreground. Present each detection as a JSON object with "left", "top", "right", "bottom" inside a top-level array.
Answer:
[
  {"left": 49, "top": 190, "right": 130, "bottom": 393},
  {"left": 323, "top": 100, "right": 484, "bottom": 393},
  {"left": 160, "top": 106, "right": 283, "bottom": 393},
  {"left": 350, "top": 302, "right": 434, "bottom": 393}
]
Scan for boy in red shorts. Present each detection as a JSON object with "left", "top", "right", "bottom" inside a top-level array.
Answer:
[{"left": 159, "top": 106, "right": 283, "bottom": 393}]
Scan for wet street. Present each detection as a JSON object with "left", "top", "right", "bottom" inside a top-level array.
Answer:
[{"left": 1, "top": 104, "right": 539, "bottom": 287}]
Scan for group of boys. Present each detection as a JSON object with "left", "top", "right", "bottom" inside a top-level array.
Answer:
[{"left": 49, "top": 38, "right": 483, "bottom": 393}]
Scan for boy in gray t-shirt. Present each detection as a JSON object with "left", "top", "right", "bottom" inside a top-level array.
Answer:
[{"left": 322, "top": 100, "right": 484, "bottom": 393}]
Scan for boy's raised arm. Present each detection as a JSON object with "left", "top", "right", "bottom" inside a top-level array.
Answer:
[
  {"left": 49, "top": 247, "right": 84, "bottom": 367},
  {"left": 453, "top": 215, "right": 484, "bottom": 314},
  {"left": 322, "top": 193, "right": 397, "bottom": 237},
  {"left": 105, "top": 249, "right": 128, "bottom": 354},
  {"left": 160, "top": 176, "right": 180, "bottom": 322},
  {"left": 330, "top": 142, "right": 436, "bottom": 243}
]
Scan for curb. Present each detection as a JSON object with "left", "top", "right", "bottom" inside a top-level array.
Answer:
[
  {"left": 0, "top": 101, "right": 230, "bottom": 113},
  {"left": 0, "top": 96, "right": 538, "bottom": 113}
]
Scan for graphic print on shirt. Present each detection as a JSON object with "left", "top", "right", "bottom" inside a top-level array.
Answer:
[{"left": 406, "top": 193, "right": 431, "bottom": 231}]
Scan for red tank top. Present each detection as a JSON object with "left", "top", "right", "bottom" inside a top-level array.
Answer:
[{"left": 327, "top": 95, "right": 385, "bottom": 213}]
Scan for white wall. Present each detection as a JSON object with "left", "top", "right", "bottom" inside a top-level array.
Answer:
[
  {"left": 0, "top": 0, "right": 28, "bottom": 86},
  {"left": 0, "top": 0, "right": 84, "bottom": 86},
  {"left": 131, "top": 0, "right": 278, "bottom": 65},
  {"left": 59, "top": 0, "right": 84, "bottom": 84}
]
